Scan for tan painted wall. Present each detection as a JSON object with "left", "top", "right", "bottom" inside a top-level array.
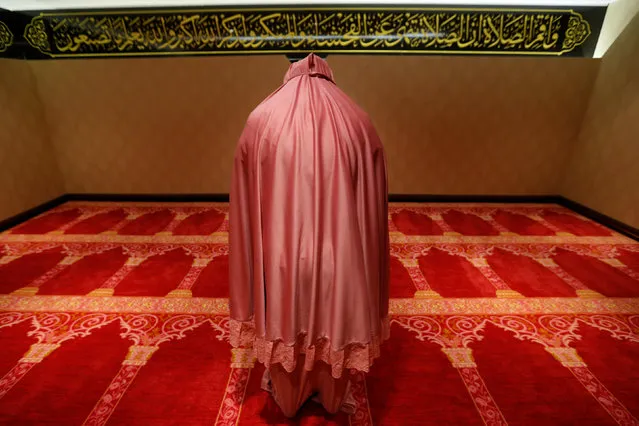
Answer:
[
  {"left": 562, "top": 12, "right": 639, "bottom": 229},
  {"left": 0, "top": 60, "right": 64, "bottom": 222},
  {"left": 594, "top": 0, "right": 639, "bottom": 58},
  {"left": 331, "top": 56, "right": 598, "bottom": 195},
  {"left": 29, "top": 56, "right": 283, "bottom": 194},
  {"left": 7, "top": 35, "right": 637, "bottom": 227},
  {"left": 30, "top": 55, "right": 598, "bottom": 196}
]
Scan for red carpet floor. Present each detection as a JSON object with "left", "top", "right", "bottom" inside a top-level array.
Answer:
[{"left": 0, "top": 201, "right": 638, "bottom": 425}]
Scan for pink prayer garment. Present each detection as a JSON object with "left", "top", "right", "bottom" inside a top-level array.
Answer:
[{"left": 229, "top": 53, "right": 390, "bottom": 417}]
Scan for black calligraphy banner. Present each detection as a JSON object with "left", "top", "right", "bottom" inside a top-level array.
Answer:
[
  {"left": 0, "top": 6, "right": 606, "bottom": 59},
  {"left": 0, "top": 18, "right": 12, "bottom": 54}
]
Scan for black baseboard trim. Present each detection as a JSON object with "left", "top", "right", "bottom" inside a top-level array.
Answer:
[
  {"left": 0, "top": 195, "right": 70, "bottom": 232},
  {"left": 555, "top": 196, "right": 639, "bottom": 241},
  {"left": 65, "top": 193, "right": 562, "bottom": 205},
  {"left": 65, "top": 193, "right": 231, "bottom": 202},
  {"left": 66, "top": 193, "right": 560, "bottom": 204},
  {"left": 387, "top": 194, "right": 562, "bottom": 204},
  {"left": 2, "top": 193, "right": 637, "bottom": 242}
]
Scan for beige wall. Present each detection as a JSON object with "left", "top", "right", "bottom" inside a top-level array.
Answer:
[
  {"left": 29, "top": 55, "right": 598, "bottom": 196},
  {"left": 562, "top": 12, "right": 639, "bottom": 229},
  {"left": 594, "top": 0, "right": 639, "bottom": 58},
  {"left": 0, "top": 60, "right": 64, "bottom": 222},
  {"left": 6, "top": 34, "right": 636, "bottom": 227},
  {"left": 332, "top": 56, "right": 598, "bottom": 195},
  {"left": 29, "top": 56, "right": 284, "bottom": 194}
]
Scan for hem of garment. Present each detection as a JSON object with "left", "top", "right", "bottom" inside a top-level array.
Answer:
[
  {"left": 229, "top": 316, "right": 390, "bottom": 379},
  {"left": 260, "top": 368, "right": 357, "bottom": 415}
]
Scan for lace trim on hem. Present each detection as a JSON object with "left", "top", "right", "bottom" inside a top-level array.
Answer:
[{"left": 229, "top": 317, "right": 390, "bottom": 379}]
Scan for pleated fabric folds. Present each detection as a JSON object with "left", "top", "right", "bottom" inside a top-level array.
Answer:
[{"left": 229, "top": 54, "right": 390, "bottom": 378}]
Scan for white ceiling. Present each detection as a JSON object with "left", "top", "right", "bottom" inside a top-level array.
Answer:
[{"left": 0, "top": 0, "right": 615, "bottom": 12}]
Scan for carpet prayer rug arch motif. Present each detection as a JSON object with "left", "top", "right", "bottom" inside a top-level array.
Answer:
[{"left": 0, "top": 201, "right": 638, "bottom": 425}]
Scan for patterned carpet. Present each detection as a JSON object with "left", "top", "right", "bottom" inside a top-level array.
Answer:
[{"left": 0, "top": 201, "right": 638, "bottom": 425}]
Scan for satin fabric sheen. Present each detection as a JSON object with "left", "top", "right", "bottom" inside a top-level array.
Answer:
[{"left": 229, "top": 54, "right": 390, "bottom": 378}]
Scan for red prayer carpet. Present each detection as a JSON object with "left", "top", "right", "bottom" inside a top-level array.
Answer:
[{"left": 0, "top": 201, "right": 638, "bottom": 425}]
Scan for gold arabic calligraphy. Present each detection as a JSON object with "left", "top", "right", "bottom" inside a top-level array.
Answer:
[
  {"left": 30, "top": 10, "right": 588, "bottom": 55},
  {"left": 0, "top": 21, "right": 13, "bottom": 52}
]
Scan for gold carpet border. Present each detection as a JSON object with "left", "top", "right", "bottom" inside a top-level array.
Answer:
[
  {"left": 0, "top": 233, "right": 228, "bottom": 244},
  {"left": 391, "top": 235, "right": 634, "bottom": 245},
  {"left": 0, "top": 296, "right": 637, "bottom": 315},
  {"left": 1, "top": 233, "right": 631, "bottom": 245}
]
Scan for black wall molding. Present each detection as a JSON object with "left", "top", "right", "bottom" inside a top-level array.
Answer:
[
  {"left": 1, "top": 193, "right": 636, "bottom": 241},
  {"left": 556, "top": 196, "right": 639, "bottom": 241},
  {"left": 387, "top": 194, "right": 560, "bottom": 203},
  {"left": 0, "top": 5, "right": 606, "bottom": 59},
  {"left": 64, "top": 193, "right": 231, "bottom": 203},
  {"left": 0, "top": 195, "right": 69, "bottom": 232}
]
